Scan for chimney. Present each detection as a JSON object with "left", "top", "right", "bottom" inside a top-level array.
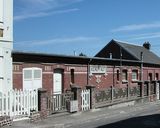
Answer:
[{"left": 143, "top": 42, "right": 151, "bottom": 50}]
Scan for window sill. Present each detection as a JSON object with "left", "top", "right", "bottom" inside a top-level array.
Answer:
[
  {"left": 0, "top": 77, "right": 4, "bottom": 79},
  {"left": 122, "top": 80, "right": 128, "bottom": 84},
  {"left": 132, "top": 80, "right": 139, "bottom": 83},
  {"left": 116, "top": 81, "right": 120, "bottom": 84}
]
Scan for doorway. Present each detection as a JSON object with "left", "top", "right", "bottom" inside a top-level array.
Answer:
[{"left": 53, "top": 69, "right": 63, "bottom": 94}]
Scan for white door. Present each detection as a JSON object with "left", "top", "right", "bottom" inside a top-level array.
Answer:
[
  {"left": 53, "top": 69, "right": 62, "bottom": 94},
  {"left": 23, "top": 68, "right": 42, "bottom": 90}
]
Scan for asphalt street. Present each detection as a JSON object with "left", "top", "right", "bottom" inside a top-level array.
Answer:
[
  {"left": 4, "top": 101, "right": 160, "bottom": 128},
  {"left": 66, "top": 102, "right": 160, "bottom": 128}
]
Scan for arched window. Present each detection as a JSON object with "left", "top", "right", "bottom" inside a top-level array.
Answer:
[
  {"left": 155, "top": 73, "right": 159, "bottom": 80},
  {"left": 148, "top": 73, "right": 152, "bottom": 81},
  {"left": 117, "top": 70, "right": 120, "bottom": 81},
  {"left": 122, "top": 70, "right": 128, "bottom": 82},
  {"left": 70, "top": 69, "right": 75, "bottom": 84}
]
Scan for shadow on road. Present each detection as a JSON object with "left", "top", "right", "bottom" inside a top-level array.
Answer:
[{"left": 97, "top": 114, "right": 160, "bottom": 128}]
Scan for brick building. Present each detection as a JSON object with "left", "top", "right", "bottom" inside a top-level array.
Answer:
[{"left": 12, "top": 39, "right": 160, "bottom": 98}]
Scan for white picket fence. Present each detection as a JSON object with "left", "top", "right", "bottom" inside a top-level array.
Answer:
[
  {"left": 0, "top": 89, "right": 38, "bottom": 118},
  {"left": 81, "top": 89, "right": 90, "bottom": 111}
]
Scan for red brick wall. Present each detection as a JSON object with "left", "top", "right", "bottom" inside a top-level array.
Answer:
[
  {"left": 63, "top": 65, "right": 88, "bottom": 90},
  {"left": 42, "top": 74, "right": 53, "bottom": 92},
  {"left": 143, "top": 67, "right": 160, "bottom": 81},
  {"left": 13, "top": 63, "right": 160, "bottom": 92},
  {"left": 13, "top": 74, "right": 22, "bottom": 90},
  {"left": 13, "top": 63, "right": 88, "bottom": 92},
  {"left": 13, "top": 64, "right": 23, "bottom": 90}
]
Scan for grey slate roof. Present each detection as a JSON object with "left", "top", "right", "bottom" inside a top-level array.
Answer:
[{"left": 113, "top": 39, "right": 160, "bottom": 65}]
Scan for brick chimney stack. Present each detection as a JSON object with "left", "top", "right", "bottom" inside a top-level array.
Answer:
[{"left": 143, "top": 42, "right": 151, "bottom": 50}]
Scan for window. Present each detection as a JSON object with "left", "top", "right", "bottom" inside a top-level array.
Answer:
[
  {"left": 155, "top": 73, "right": 159, "bottom": 80},
  {"left": 24, "top": 68, "right": 41, "bottom": 80},
  {"left": 23, "top": 68, "right": 42, "bottom": 90},
  {"left": 70, "top": 69, "right": 75, "bottom": 84},
  {"left": 24, "top": 70, "right": 32, "bottom": 80},
  {"left": 34, "top": 70, "right": 41, "bottom": 79},
  {"left": 122, "top": 70, "right": 128, "bottom": 82},
  {"left": 0, "top": 29, "right": 3, "bottom": 37},
  {"left": 132, "top": 70, "right": 138, "bottom": 81},
  {"left": 149, "top": 73, "right": 152, "bottom": 81},
  {"left": 117, "top": 70, "right": 120, "bottom": 81}
]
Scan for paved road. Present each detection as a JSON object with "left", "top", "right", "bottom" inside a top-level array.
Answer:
[
  {"left": 5, "top": 101, "right": 160, "bottom": 128},
  {"left": 66, "top": 102, "right": 160, "bottom": 128}
]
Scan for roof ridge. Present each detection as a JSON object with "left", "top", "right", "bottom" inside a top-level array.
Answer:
[{"left": 113, "top": 39, "right": 143, "bottom": 47}]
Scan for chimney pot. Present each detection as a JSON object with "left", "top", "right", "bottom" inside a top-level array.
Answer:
[{"left": 143, "top": 42, "right": 151, "bottom": 50}]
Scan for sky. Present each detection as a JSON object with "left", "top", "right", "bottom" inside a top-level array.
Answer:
[{"left": 14, "top": 0, "right": 160, "bottom": 57}]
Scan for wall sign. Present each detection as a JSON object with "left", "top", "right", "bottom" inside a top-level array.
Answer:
[{"left": 90, "top": 65, "right": 107, "bottom": 75}]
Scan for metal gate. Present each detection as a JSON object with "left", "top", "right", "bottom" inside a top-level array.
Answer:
[
  {"left": 81, "top": 89, "right": 90, "bottom": 111},
  {"left": 156, "top": 82, "right": 160, "bottom": 100},
  {"left": 49, "top": 92, "right": 74, "bottom": 113}
]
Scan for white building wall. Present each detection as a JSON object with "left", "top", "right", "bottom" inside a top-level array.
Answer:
[
  {"left": 0, "top": 0, "right": 4, "bottom": 22},
  {"left": 0, "top": 0, "right": 13, "bottom": 92}
]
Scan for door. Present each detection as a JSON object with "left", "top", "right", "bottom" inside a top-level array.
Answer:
[{"left": 53, "top": 69, "right": 63, "bottom": 94}]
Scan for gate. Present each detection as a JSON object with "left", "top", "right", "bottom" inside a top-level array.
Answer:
[
  {"left": 156, "top": 82, "right": 160, "bottom": 100},
  {"left": 0, "top": 89, "right": 38, "bottom": 119},
  {"left": 49, "top": 92, "right": 74, "bottom": 113},
  {"left": 81, "top": 89, "right": 90, "bottom": 111}
]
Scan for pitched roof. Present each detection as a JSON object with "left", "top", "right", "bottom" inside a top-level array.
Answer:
[
  {"left": 96, "top": 39, "right": 160, "bottom": 65},
  {"left": 12, "top": 50, "right": 142, "bottom": 66}
]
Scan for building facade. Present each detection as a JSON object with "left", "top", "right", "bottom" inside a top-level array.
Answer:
[
  {"left": 12, "top": 40, "right": 160, "bottom": 99},
  {"left": 0, "top": 0, "right": 13, "bottom": 92}
]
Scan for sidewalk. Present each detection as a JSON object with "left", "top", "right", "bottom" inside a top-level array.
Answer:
[{"left": 4, "top": 101, "right": 160, "bottom": 128}]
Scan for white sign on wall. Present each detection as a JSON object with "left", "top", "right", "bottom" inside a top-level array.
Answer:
[
  {"left": 90, "top": 65, "right": 107, "bottom": 75},
  {"left": 0, "top": 0, "right": 3, "bottom": 22}
]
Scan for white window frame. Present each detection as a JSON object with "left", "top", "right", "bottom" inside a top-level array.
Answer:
[
  {"left": 23, "top": 67, "right": 42, "bottom": 90},
  {"left": 23, "top": 68, "right": 32, "bottom": 81},
  {"left": 132, "top": 70, "right": 138, "bottom": 81},
  {"left": 23, "top": 67, "right": 42, "bottom": 81}
]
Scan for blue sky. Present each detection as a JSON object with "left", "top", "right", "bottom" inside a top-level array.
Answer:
[{"left": 14, "top": 0, "right": 160, "bottom": 57}]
